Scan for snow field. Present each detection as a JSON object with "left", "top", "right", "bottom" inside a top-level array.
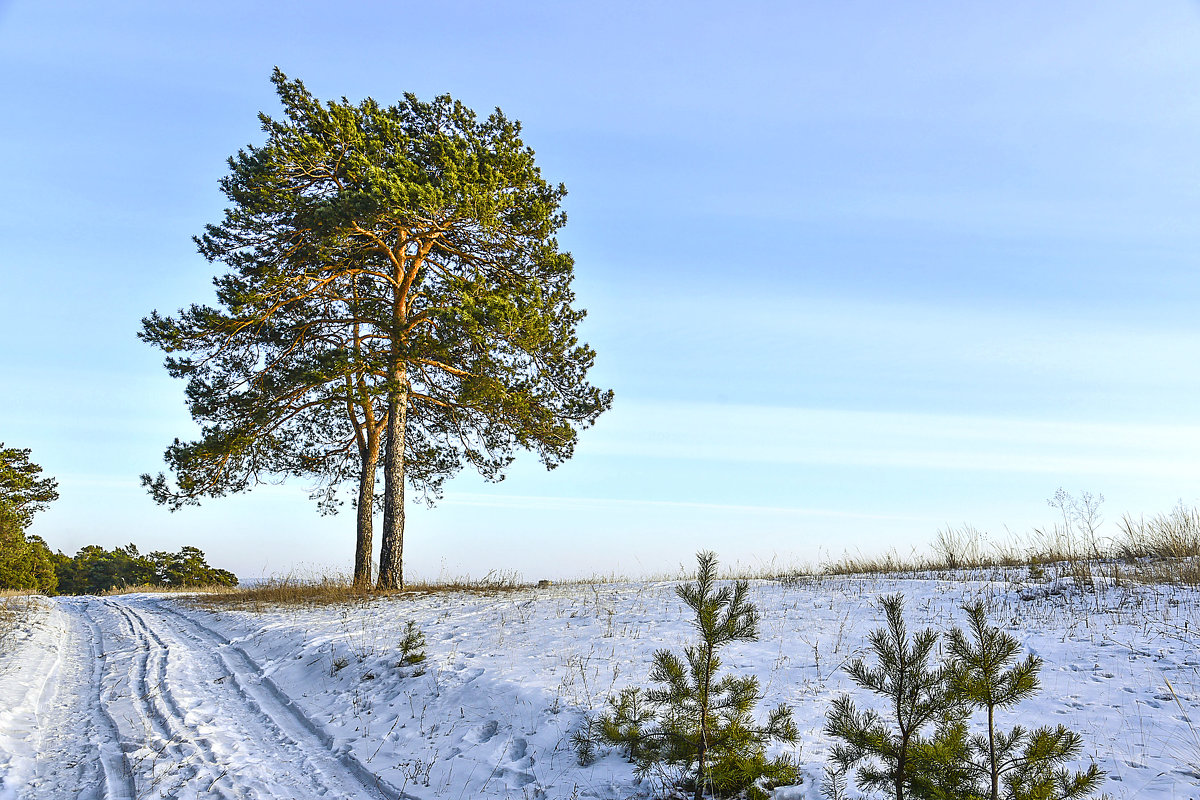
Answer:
[
  {"left": 0, "top": 573, "right": 1198, "bottom": 798},
  {"left": 0, "top": 597, "right": 58, "bottom": 799},
  {"left": 175, "top": 572, "right": 1200, "bottom": 799}
]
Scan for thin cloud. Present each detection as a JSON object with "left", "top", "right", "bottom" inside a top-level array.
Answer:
[
  {"left": 587, "top": 401, "right": 1200, "bottom": 478},
  {"left": 441, "top": 492, "right": 937, "bottom": 523}
]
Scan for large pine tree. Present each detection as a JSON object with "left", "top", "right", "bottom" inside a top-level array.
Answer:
[{"left": 143, "top": 70, "right": 612, "bottom": 587}]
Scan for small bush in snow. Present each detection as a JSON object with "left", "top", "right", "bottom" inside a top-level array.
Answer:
[
  {"left": 945, "top": 601, "right": 1103, "bottom": 800},
  {"left": 824, "top": 593, "right": 961, "bottom": 800},
  {"left": 396, "top": 620, "right": 427, "bottom": 676},
  {"left": 576, "top": 551, "right": 799, "bottom": 800}
]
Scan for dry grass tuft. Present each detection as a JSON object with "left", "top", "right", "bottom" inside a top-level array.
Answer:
[
  {"left": 772, "top": 506, "right": 1200, "bottom": 589},
  {"left": 1116, "top": 504, "right": 1200, "bottom": 561}
]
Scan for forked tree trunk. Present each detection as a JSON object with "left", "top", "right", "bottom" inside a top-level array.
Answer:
[
  {"left": 377, "top": 381, "right": 407, "bottom": 590},
  {"left": 352, "top": 434, "right": 381, "bottom": 587}
]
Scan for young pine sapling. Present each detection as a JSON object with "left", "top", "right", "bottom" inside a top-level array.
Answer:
[
  {"left": 580, "top": 551, "right": 799, "bottom": 800},
  {"left": 396, "top": 621, "right": 427, "bottom": 677},
  {"left": 946, "top": 601, "right": 1103, "bottom": 800},
  {"left": 824, "top": 593, "right": 959, "bottom": 800}
]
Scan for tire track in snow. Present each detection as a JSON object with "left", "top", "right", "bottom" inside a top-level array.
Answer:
[
  {"left": 98, "top": 598, "right": 238, "bottom": 798},
  {"left": 48, "top": 600, "right": 136, "bottom": 800},
  {"left": 109, "top": 596, "right": 404, "bottom": 800},
  {"left": 0, "top": 599, "right": 130, "bottom": 800}
]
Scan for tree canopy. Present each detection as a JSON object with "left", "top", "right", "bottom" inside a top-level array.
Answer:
[
  {"left": 0, "top": 443, "right": 60, "bottom": 528},
  {"left": 0, "top": 443, "right": 60, "bottom": 594},
  {"left": 0, "top": 503, "right": 57, "bottom": 594},
  {"left": 51, "top": 544, "right": 238, "bottom": 595},
  {"left": 141, "top": 69, "right": 612, "bottom": 588}
]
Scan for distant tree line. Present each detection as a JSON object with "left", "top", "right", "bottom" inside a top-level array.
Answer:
[
  {"left": 0, "top": 440, "right": 237, "bottom": 595},
  {"left": 0, "top": 531, "right": 238, "bottom": 595},
  {"left": 52, "top": 543, "right": 238, "bottom": 595}
]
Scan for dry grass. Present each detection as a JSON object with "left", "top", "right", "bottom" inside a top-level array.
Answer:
[
  {"left": 1116, "top": 504, "right": 1200, "bottom": 560},
  {"left": 778, "top": 507, "right": 1200, "bottom": 589},
  {"left": 190, "top": 501, "right": 1200, "bottom": 611},
  {"left": 196, "top": 570, "right": 528, "bottom": 611},
  {"left": 0, "top": 593, "right": 38, "bottom": 646},
  {"left": 101, "top": 583, "right": 242, "bottom": 596}
]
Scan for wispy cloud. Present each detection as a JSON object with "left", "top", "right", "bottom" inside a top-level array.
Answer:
[
  {"left": 586, "top": 401, "right": 1200, "bottom": 479},
  {"left": 442, "top": 492, "right": 936, "bottom": 522}
]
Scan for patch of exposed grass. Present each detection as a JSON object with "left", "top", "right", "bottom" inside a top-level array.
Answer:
[
  {"left": 188, "top": 500, "right": 1200, "bottom": 610},
  {"left": 101, "top": 583, "right": 242, "bottom": 596},
  {"left": 196, "top": 570, "right": 529, "bottom": 611},
  {"left": 767, "top": 506, "right": 1200, "bottom": 589},
  {"left": 0, "top": 593, "right": 37, "bottom": 647},
  {"left": 1117, "top": 504, "right": 1200, "bottom": 561}
]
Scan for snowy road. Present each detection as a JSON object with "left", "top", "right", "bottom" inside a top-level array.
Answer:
[{"left": 0, "top": 595, "right": 400, "bottom": 800}]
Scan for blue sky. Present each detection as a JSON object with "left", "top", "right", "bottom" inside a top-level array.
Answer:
[{"left": 3, "top": 1, "right": 1200, "bottom": 580}]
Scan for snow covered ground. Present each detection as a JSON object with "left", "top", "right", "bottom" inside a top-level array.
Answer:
[{"left": 1, "top": 572, "right": 1198, "bottom": 799}]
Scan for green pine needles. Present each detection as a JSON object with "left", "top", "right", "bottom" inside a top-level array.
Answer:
[
  {"left": 824, "top": 594, "right": 958, "bottom": 800},
  {"left": 396, "top": 620, "right": 427, "bottom": 677},
  {"left": 577, "top": 551, "right": 799, "bottom": 800},
  {"left": 947, "top": 602, "right": 1103, "bottom": 800},
  {"left": 825, "top": 595, "right": 1103, "bottom": 800},
  {"left": 141, "top": 70, "right": 612, "bottom": 590}
]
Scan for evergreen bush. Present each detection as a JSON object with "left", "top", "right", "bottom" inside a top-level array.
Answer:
[
  {"left": 824, "top": 594, "right": 958, "bottom": 800},
  {"left": 396, "top": 620, "right": 427, "bottom": 676},
  {"left": 825, "top": 595, "right": 1104, "bottom": 800},
  {"left": 945, "top": 601, "right": 1103, "bottom": 800},
  {"left": 577, "top": 551, "right": 799, "bottom": 800}
]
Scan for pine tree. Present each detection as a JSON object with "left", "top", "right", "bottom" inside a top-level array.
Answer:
[
  {"left": 946, "top": 601, "right": 1103, "bottom": 800},
  {"left": 0, "top": 503, "right": 57, "bottom": 593},
  {"left": 0, "top": 443, "right": 59, "bottom": 528},
  {"left": 587, "top": 551, "right": 799, "bottom": 800},
  {"left": 824, "top": 594, "right": 957, "bottom": 800},
  {"left": 0, "top": 442, "right": 59, "bottom": 594},
  {"left": 142, "top": 70, "right": 612, "bottom": 589}
]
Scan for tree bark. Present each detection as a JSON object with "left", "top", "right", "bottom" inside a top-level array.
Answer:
[
  {"left": 377, "top": 379, "right": 407, "bottom": 589},
  {"left": 988, "top": 705, "right": 998, "bottom": 800},
  {"left": 352, "top": 433, "right": 380, "bottom": 587},
  {"left": 694, "top": 643, "right": 714, "bottom": 800}
]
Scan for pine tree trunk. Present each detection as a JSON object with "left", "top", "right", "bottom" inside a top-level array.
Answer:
[
  {"left": 352, "top": 433, "right": 380, "bottom": 587},
  {"left": 988, "top": 705, "right": 998, "bottom": 800},
  {"left": 694, "top": 643, "right": 713, "bottom": 800},
  {"left": 377, "top": 381, "right": 407, "bottom": 590}
]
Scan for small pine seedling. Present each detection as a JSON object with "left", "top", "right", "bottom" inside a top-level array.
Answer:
[
  {"left": 396, "top": 621, "right": 427, "bottom": 677},
  {"left": 824, "top": 593, "right": 958, "bottom": 800},
  {"left": 946, "top": 601, "right": 1103, "bottom": 800},
  {"left": 579, "top": 551, "right": 799, "bottom": 800}
]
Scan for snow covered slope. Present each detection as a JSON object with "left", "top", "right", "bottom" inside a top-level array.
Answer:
[{"left": 1, "top": 574, "right": 1197, "bottom": 798}]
